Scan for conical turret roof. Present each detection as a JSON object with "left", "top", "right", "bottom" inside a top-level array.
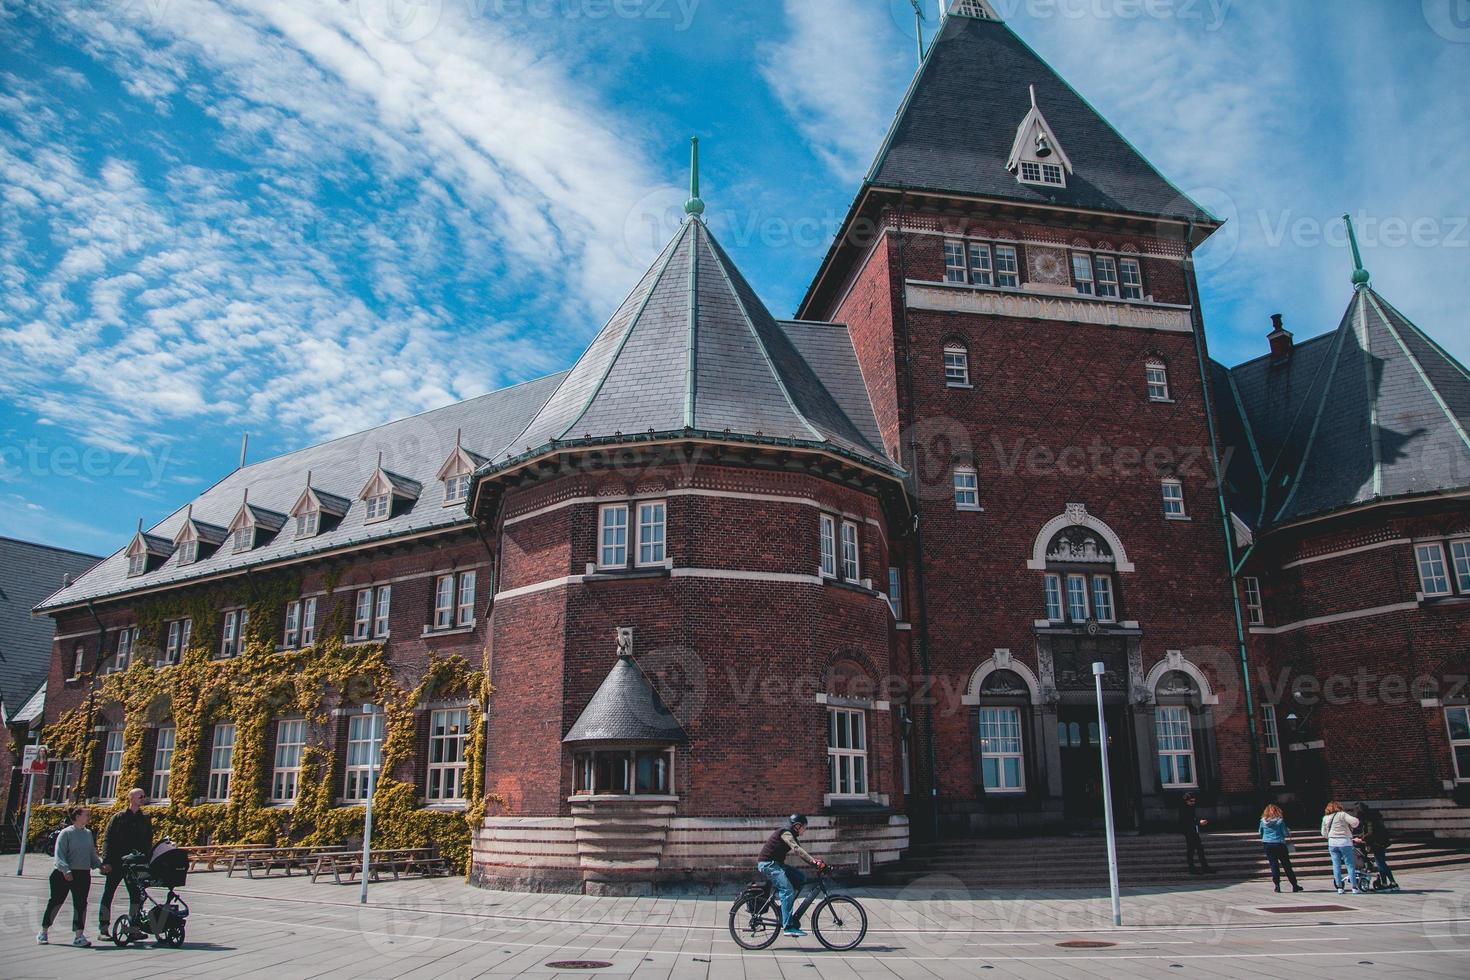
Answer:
[{"left": 563, "top": 655, "right": 689, "bottom": 745}]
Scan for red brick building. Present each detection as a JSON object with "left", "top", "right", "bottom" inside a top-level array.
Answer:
[{"left": 31, "top": 3, "right": 1470, "bottom": 890}]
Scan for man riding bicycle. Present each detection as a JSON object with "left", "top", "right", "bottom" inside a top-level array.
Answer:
[{"left": 756, "top": 814, "right": 826, "bottom": 937}]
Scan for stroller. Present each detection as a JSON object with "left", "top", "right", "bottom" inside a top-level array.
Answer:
[
  {"left": 1352, "top": 838, "right": 1398, "bottom": 892},
  {"left": 109, "top": 840, "right": 190, "bottom": 947}
]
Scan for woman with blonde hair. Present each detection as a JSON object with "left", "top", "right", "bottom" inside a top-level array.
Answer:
[
  {"left": 1321, "top": 801, "right": 1361, "bottom": 894},
  {"left": 1259, "top": 803, "right": 1302, "bottom": 892}
]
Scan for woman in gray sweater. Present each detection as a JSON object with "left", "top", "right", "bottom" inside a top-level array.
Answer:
[{"left": 38, "top": 805, "right": 103, "bottom": 947}]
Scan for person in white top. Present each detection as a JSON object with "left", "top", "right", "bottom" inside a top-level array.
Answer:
[{"left": 1320, "top": 800, "right": 1361, "bottom": 894}]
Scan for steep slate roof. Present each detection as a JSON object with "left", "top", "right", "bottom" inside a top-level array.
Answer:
[
  {"left": 0, "top": 537, "right": 99, "bottom": 716},
  {"left": 563, "top": 655, "right": 689, "bottom": 744},
  {"left": 35, "top": 373, "right": 566, "bottom": 612},
  {"left": 487, "top": 217, "right": 894, "bottom": 475},
  {"left": 865, "top": 11, "right": 1214, "bottom": 223},
  {"left": 1215, "top": 286, "right": 1470, "bottom": 530}
]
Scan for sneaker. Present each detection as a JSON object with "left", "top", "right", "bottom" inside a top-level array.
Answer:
[
  {"left": 783, "top": 928, "right": 807, "bottom": 938},
  {"left": 1292, "top": 884, "right": 1305, "bottom": 892},
  {"left": 72, "top": 934, "right": 91, "bottom": 947},
  {"left": 36, "top": 930, "right": 48, "bottom": 945},
  {"left": 1351, "top": 888, "right": 1363, "bottom": 894},
  {"left": 1336, "top": 887, "right": 1344, "bottom": 895}
]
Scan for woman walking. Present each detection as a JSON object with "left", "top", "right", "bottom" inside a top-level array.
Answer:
[
  {"left": 1321, "top": 801, "right": 1361, "bottom": 895},
  {"left": 1355, "top": 802, "right": 1400, "bottom": 890},
  {"left": 1259, "top": 804, "right": 1303, "bottom": 893},
  {"left": 38, "top": 805, "right": 102, "bottom": 946}
]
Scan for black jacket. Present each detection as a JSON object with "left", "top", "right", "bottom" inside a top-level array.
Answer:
[
  {"left": 102, "top": 807, "right": 153, "bottom": 866},
  {"left": 1178, "top": 800, "right": 1202, "bottom": 836}
]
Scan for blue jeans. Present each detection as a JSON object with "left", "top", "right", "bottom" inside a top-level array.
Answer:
[
  {"left": 1370, "top": 846, "right": 1395, "bottom": 883},
  {"left": 1328, "top": 845, "right": 1357, "bottom": 890},
  {"left": 757, "top": 861, "right": 807, "bottom": 929}
]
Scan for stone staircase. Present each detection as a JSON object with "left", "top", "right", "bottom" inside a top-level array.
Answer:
[
  {"left": 875, "top": 830, "right": 1470, "bottom": 889},
  {"left": 1373, "top": 798, "right": 1470, "bottom": 839}
]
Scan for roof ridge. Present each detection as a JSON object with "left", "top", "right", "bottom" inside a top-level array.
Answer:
[
  {"left": 0, "top": 536, "right": 102, "bottom": 560},
  {"left": 684, "top": 219, "right": 699, "bottom": 428},
  {"left": 1370, "top": 289, "right": 1470, "bottom": 386},
  {"left": 1227, "top": 330, "right": 1337, "bottom": 371},
  {"left": 1223, "top": 368, "right": 1268, "bottom": 521},
  {"left": 1364, "top": 289, "right": 1470, "bottom": 456},
  {"left": 1357, "top": 290, "right": 1384, "bottom": 499},
  {"left": 1269, "top": 306, "right": 1354, "bottom": 525}
]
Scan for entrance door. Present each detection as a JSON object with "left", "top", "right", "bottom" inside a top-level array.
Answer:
[{"left": 1058, "top": 705, "right": 1134, "bottom": 828}]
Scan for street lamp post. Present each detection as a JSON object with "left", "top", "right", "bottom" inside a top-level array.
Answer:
[
  {"left": 1092, "top": 661, "right": 1122, "bottom": 926},
  {"left": 360, "top": 703, "right": 379, "bottom": 905}
]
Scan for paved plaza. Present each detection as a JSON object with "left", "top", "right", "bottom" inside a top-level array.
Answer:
[{"left": 4, "top": 863, "right": 1470, "bottom": 979}]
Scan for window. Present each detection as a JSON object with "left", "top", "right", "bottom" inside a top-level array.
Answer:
[
  {"left": 1093, "top": 256, "right": 1119, "bottom": 298},
  {"left": 1019, "top": 160, "right": 1042, "bottom": 182},
  {"left": 433, "top": 576, "right": 455, "bottom": 630},
  {"left": 221, "top": 609, "right": 249, "bottom": 657},
  {"left": 1066, "top": 574, "right": 1089, "bottom": 622},
  {"left": 572, "top": 748, "right": 674, "bottom": 796},
  {"left": 456, "top": 570, "right": 476, "bottom": 625},
  {"left": 1146, "top": 361, "right": 1170, "bottom": 401},
  {"left": 1447, "top": 707, "right": 1470, "bottom": 782},
  {"left": 46, "top": 760, "right": 76, "bottom": 805},
  {"left": 151, "top": 726, "right": 175, "bottom": 802},
  {"left": 1072, "top": 253, "right": 1094, "bottom": 295},
  {"left": 887, "top": 566, "right": 903, "bottom": 619},
  {"left": 1161, "top": 479, "right": 1187, "bottom": 519},
  {"left": 598, "top": 503, "right": 629, "bottom": 568},
  {"left": 365, "top": 493, "right": 391, "bottom": 522},
  {"left": 177, "top": 539, "right": 198, "bottom": 565},
  {"left": 128, "top": 552, "right": 146, "bottom": 577},
  {"left": 1044, "top": 574, "right": 1063, "bottom": 622},
  {"left": 943, "top": 240, "right": 967, "bottom": 283},
  {"left": 374, "top": 585, "right": 392, "bottom": 638},
  {"left": 296, "top": 511, "right": 319, "bottom": 538},
  {"left": 840, "top": 520, "right": 860, "bottom": 582},
  {"left": 444, "top": 472, "right": 471, "bottom": 504},
  {"left": 954, "top": 466, "right": 979, "bottom": 510},
  {"left": 99, "top": 730, "right": 124, "bottom": 801},
  {"left": 1243, "top": 576, "right": 1264, "bottom": 626},
  {"left": 231, "top": 526, "right": 252, "bottom": 553},
  {"left": 1417, "top": 543, "right": 1451, "bottom": 596},
  {"left": 300, "top": 597, "right": 317, "bottom": 646},
  {"left": 70, "top": 645, "right": 83, "bottom": 679},
  {"left": 206, "top": 723, "right": 235, "bottom": 801},
  {"left": 285, "top": 600, "right": 303, "bottom": 646},
  {"left": 354, "top": 589, "right": 373, "bottom": 641},
  {"left": 979, "top": 706, "right": 1024, "bottom": 792},
  {"left": 433, "top": 571, "right": 477, "bottom": 629},
  {"left": 1041, "top": 162, "right": 1064, "bottom": 185},
  {"left": 967, "top": 242, "right": 993, "bottom": 286},
  {"left": 164, "top": 618, "right": 191, "bottom": 664},
  {"left": 272, "top": 719, "right": 306, "bottom": 803},
  {"left": 1261, "top": 706, "right": 1284, "bottom": 785},
  {"left": 1452, "top": 540, "right": 1470, "bottom": 593},
  {"left": 819, "top": 514, "right": 837, "bottom": 578},
  {"left": 1155, "top": 706, "right": 1196, "bottom": 788},
  {"left": 637, "top": 501, "right": 666, "bottom": 566},
  {"left": 1120, "top": 258, "right": 1144, "bottom": 300},
  {"left": 427, "top": 708, "right": 469, "bottom": 802},
  {"left": 828, "top": 708, "right": 868, "bottom": 799},
  {"left": 344, "top": 711, "right": 384, "bottom": 802},
  {"left": 114, "top": 627, "right": 136, "bottom": 672},
  {"left": 943, "top": 345, "right": 970, "bottom": 386},
  {"left": 994, "top": 245, "right": 1019, "bottom": 288},
  {"left": 1091, "top": 575, "right": 1115, "bottom": 623}
]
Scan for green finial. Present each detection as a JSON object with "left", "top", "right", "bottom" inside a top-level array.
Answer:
[
  {"left": 1343, "top": 213, "right": 1370, "bottom": 289},
  {"left": 684, "top": 137, "right": 705, "bottom": 216}
]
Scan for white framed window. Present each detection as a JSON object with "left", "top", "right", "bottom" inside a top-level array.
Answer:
[
  {"left": 1447, "top": 706, "right": 1470, "bottom": 782},
  {"left": 456, "top": 570, "right": 476, "bottom": 625},
  {"left": 115, "top": 627, "right": 136, "bottom": 672},
  {"left": 177, "top": 539, "right": 198, "bottom": 566},
  {"left": 1452, "top": 540, "right": 1470, "bottom": 594},
  {"left": 1155, "top": 706, "right": 1197, "bottom": 788},
  {"left": 944, "top": 345, "right": 970, "bottom": 386},
  {"left": 222, "top": 609, "right": 248, "bottom": 657},
  {"left": 1071, "top": 253, "right": 1094, "bottom": 295},
  {"left": 840, "top": 520, "right": 860, "bottom": 582},
  {"left": 207, "top": 723, "right": 236, "bottom": 802},
  {"left": 967, "top": 242, "right": 993, "bottom": 286},
  {"left": 150, "top": 726, "right": 175, "bottom": 802},
  {"left": 365, "top": 493, "right": 392, "bottom": 522},
  {"left": 272, "top": 719, "right": 306, "bottom": 803},
  {"left": 99, "top": 730, "right": 124, "bottom": 802},
  {"left": 374, "top": 585, "right": 392, "bottom": 638},
  {"left": 164, "top": 618, "right": 191, "bottom": 664},
  {"left": 128, "top": 552, "right": 146, "bottom": 577},
  {"left": 819, "top": 514, "right": 837, "bottom": 578},
  {"left": 1243, "top": 576, "right": 1265, "bottom": 625},
  {"left": 827, "top": 708, "right": 868, "bottom": 799},
  {"left": 1146, "top": 361, "right": 1170, "bottom": 401},
  {"left": 637, "top": 501, "right": 666, "bottom": 566},
  {"left": 978, "top": 706, "right": 1025, "bottom": 792},
  {"left": 1041, "top": 162, "right": 1064, "bottom": 185},
  {"left": 344, "top": 711, "right": 384, "bottom": 802},
  {"left": 444, "top": 472, "right": 472, "bottom": 504},
  {"left": 1019, "top": 160, "right": 1042, "bottom": 183},
  {"left": 1161, "top": 479, "right": 1187, "bottom": 519},
  {"left": 296, "top": 511, "right": 319, "bottom": 539},
  {"left": 598, "top": 503, "right": 629, "bottom": 568},
  {"left": 231, "top": 526, "right": 253, "bottom": 553},
  {"left": 1261, "top": 706, "right": 1284, "bottom": 785},
  {"left": 887, "top": 566, "right": 903, "bottom": 619},
  {"left": 1418, "top": 543, "right": 1452, "bottom": 596},
  {"left": 47, "top": 760, "right": 77, "bottom": 805},
  {"left": 994, "top": 245, "right": 1019, "bottom": 288},
  {"left": 1044, "top": 573, "right": 1063, "bottom": 622},
  {"left": 943, "top": 240, "right": 967, "bottom": 283},
  {"left": 433, "top": 575, "right": 455, "bottom": 630},
  {"left": 954, "top": 466, "right": 980, "bottom": 510},
  {"left": 1120, "top": 258, "right": 1144, "bottom": 300},
  {"left": 1066, "top": 573, "right": 1089, "bottom": 622},
  {"left": 1094, "top": 255, "right": 1119, "bottom": 298},
  {"left": 354, "top": 589, "right": 374, "bottom": 641},
  {"left": 427, "top": 708, "right": 470, "bottom": 803},
  {"left": 285, "top": 600, "right": 303, "bottom": 647},
  {"left": 70, "top": 645, "right": 84, "bottom": 679},
  {"left": 300, "top": 597, "right": 317, "bottom": 646},
  {"left": 1091, "top": 575, "right": 1115, "bottom": 623}
]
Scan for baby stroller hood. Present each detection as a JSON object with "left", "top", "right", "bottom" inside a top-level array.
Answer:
[{"left": 149, "top": 840, "right": 189, "bottom": 888}]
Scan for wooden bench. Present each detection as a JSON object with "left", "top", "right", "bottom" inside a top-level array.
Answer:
[
  {"left": 229, "top": 845, "right": 342, "bottom": 879},
  {"left": 309, "top": 847, "right": 449, "bottom": 884},
  {"left": 189, "top": 844, "right": 270, "bottom": 873}
]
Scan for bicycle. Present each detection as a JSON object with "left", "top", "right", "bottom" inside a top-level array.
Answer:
[{"left": 727, "top": 865, "right": 868, "bottom": 951}]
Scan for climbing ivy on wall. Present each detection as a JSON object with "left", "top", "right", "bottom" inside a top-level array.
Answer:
[{"left": 30, "top": 575, "right": 489, "bottom": 875}]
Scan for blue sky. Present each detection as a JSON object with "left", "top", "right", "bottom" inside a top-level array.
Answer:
[{"left": 2, "top": 0, "right": 1468, "bottom": 558}]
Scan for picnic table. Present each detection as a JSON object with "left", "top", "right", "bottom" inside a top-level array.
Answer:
[
  {"left": 309, "top": 847, "right": 449, "bottom": 884},
  {"left": 188, "top": 844, "right": 273, "bottom": 872},
  {"left": 227, "top": 845, "right": 346, "bottom": 878}
]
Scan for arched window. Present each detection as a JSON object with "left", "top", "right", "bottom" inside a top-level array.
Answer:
[
  {"left": 1145, "top": 360, "right": 1170, "bottom": 401},
  {"left": 954, "top": 465, "right": 980, "bottom": 511},
  {"left": 977, "top": 669, "right": 1028, "bottom": 794},
  {"left": 944, "top": 344, "right": 970, "bottom": 387},
  {"left": 1154, "top": 671, "right": 1200, "bottom": 789},
  {"left": 1041, "top": 526, "right": 1119, "bottom": 625}
]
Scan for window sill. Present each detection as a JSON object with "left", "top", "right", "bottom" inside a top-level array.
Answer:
[
  {"left": 956, "top": 505, "right": 984, "bottom": 513},
  {"left": 583, "top": 566, "right": 671, "bottom": 584},
  {"left": 567, "top": 794, "right": 678, "bottom": 803},
  {"left": 1164, "top": 514, "right": 1192, "bottom": 522},
  {"left": 422, "top": 624, "right": 476, "bottom": 637},
  {"left": 342, "top": 636, "right": 387, "bottom": 647},
  {"left": 421, "top": 801, "right": 468, "bottom": 811},
  {"left": 442, "top": 499, "right": 468, "bottom": 508},
  {"left": 945, "top": 382, "right": 974, "bottom": 390},
  {"left": 825, "top": 577, "right": 880, "bottom": 598},
  {"left": 1419, "top": 594, "right": 1470, "bottom": 607},
  {"left": 1149, "top": 397, "right": 1175, "bottom": 404}
]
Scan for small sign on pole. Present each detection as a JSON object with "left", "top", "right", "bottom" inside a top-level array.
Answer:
[
  {"left": 21, "top": 744, "right": 48, "bottom": 775},
  {"left": 16, "top": 744, "right": 47, "bottom": 877}
]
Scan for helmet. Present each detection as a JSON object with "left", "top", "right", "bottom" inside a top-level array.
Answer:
[{"left": 788, "top": 813, "right": 808, "bottom": 828}]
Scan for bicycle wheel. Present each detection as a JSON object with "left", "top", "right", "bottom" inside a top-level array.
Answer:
[
  {"left": 728, "top": 894, "right": 781, "bottom": 950},
  {"left": 812, "top": 895, "right": 866, "bottom": 951}
]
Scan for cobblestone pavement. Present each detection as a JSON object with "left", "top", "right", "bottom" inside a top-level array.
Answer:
[{"left": 4, "top": 864, "right": 1470, "bottom": 979}]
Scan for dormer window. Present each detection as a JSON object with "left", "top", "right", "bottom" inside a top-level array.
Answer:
[
  {"left": 366, "top": 493, "right": 391, "bottom": 522},
  {"left": 125, "top": 527, "right": 171, "bottom": 577},
  {"left": 172, "top": 510, "right": 226, "bottom": 566},
  {"left": 128, "top": 553, "right": 146, "bottom": 577},
  {"left": 1007, "top": 86, "right": 1073, "bottom": 190},
  {"left": 178, "top": 540, "right": 198, "bottom": 565},
  {"left": 289, "top": 476, "right": 348, "bottom": 540},
  {"left": 296, "top": 511, "right": 318, "bottom": 538},
  {"left": 436, "top": 434, "right": 486, "bottom": 507},
  {"left": 227, "top": 494, "right": 286, "bottom": 554},
  {"left": 358, "top": 455, "right": 421, "bottom": 524},
  {"left": 1019, "top": 160, "right": 1064, "bottom": 186},
  {"left": 445, "top": 473, "right": 471, "bottom": 504},
  {"left": 232, "top": 527, "right": 253, "bottom": 553}
]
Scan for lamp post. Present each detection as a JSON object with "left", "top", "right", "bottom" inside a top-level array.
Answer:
[
  {"left": 1092, "top": 661, "right": 1122, "bottom": 926},
  {"left": 359, "top": 703, "right": 379, "bottom": 905}
]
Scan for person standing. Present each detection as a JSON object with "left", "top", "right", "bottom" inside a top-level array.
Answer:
[
  {"left": 38, "top": 806, "right": 102, "bottom": 946},
  {"left": 1179, "top": 792, "right": 1213, "bottom": 874},
  {"left": 1355, "top": 802, "right": 1399, "bottom": 890},
  {"left": 1258, "top": 804, "right": 1303, "bottom": 893},
  {"left": 1321, "top": 801, "right": 1361, "bottom": 894},
  {"left": 99, "top": 788, "right": 153, "bottom": 937}
]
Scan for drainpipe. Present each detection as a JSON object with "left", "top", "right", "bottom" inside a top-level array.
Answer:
[
  {"left": 1182, "top": 220, "right": 1265, "bottom": 802},
  {"left": 893, "top": 193, "right": 942, "bottom": 841}
]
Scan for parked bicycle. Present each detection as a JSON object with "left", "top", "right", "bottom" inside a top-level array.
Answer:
[{"left": 728, "top": 865, "right": 867, "bottom": 950}]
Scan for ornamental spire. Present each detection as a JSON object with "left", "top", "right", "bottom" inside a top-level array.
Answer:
[
  {"left": 684, "top": 136, "right": 705, "bottom": 217},
  {"left": 1343, "top": 213, "right": 1370, "bottom": 289}
]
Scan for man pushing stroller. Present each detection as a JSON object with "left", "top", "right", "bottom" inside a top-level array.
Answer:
[{"left": 100, "top": 788, "right": 153, "bottom": 939}]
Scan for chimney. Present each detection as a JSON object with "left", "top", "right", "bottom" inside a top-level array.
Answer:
[{"left": 1268, "top": 312, "right": 1294, "bottom": 362}]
